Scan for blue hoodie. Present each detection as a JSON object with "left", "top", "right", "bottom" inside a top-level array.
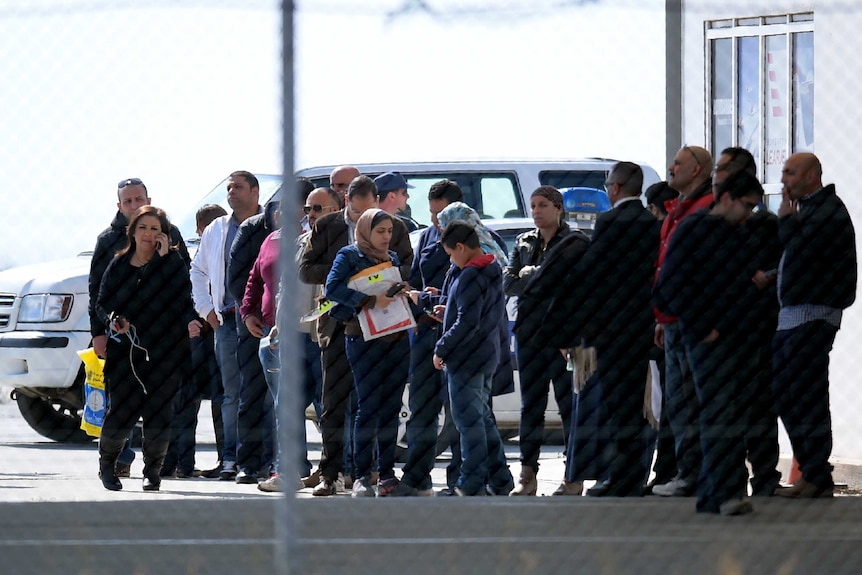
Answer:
[{"left": 435, "top": 254, "right": 504, "bottom": 378}]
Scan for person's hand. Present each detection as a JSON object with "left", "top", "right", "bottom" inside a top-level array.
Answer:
[
  {"left": 430, "top": 304, "right": 445, "bottom": 323},
  {"left": 654, "top": 323, "right": 665, "bottom": 350},
  {"left": 244, "top": 315, "right": 265, "bottom": 338},
  {"left": 558, "top": 349, "right": 569, "bottom": 361},
  {"left": 423, "top": 286, "right": 439, "bottom": 296},
  {"left": 206, "top": 310, "right": 219, "bottom": 331},
  {"left": 701, "top": 329, "right": 719, "bottom": 343},
  {"left": 408, "top": 290, "right": 421, "bottom": 305},
  {"left": 188, "top": 319, "right": 203, "bottom": 338},
  {"left": 752, "top": 269, "right": 774, "bottom": 290},
  {"left": 433, "top": 354, "right": 445, "bottom": 371},
  {"left": 93, "top": 335, "right": 107, "bottom": 358},
  {"left": 518, "top": 265, "right": 538, "bottom": 279},
  {"left": 155, "top": 232, "right": 170, "bottom": 256},
  {"left": 778, "top": 188, "right": 797, "bottom": 217},
  {"left": 375, "top": 293, "right": 394, "bottom": 309},
  {"left": 111, "top": 315, "right": 130, "bottom": 335}
]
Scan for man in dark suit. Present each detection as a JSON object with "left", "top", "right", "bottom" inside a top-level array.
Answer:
[
  {"left": 299, "top": 175, "right": 413, "bottom": 496},
  {"left": 553, "top": 161, "right": 660, "bottom": 497}
]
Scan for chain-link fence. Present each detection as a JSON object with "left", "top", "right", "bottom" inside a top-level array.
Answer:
[{"left": 1, "top": 1, "right": 862, "bottom": 574}]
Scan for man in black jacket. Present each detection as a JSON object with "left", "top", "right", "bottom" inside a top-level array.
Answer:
[
  {"left": 773, "top": 153, "right": 857, "bottom": 499},
  {"left": 558, "top": 162, "right": 659, "bottom": 497},
  {"left": 88, "top": 178, "right": 189, "bottom": 478},
  {"left": 654, "top": 172, "right": 764, "bottom": 515}
]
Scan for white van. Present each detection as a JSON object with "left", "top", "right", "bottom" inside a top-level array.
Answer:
[{"left": 0, "top": 159, "right": 660, "bottom": 444}]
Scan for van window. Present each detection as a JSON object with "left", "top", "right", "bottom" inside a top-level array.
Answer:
[
  {"left": 539, "top": 170, "right": 607, "bottom": 190},
  {"left": 402, "top": 172, "right": 521, "bottom": 226}
]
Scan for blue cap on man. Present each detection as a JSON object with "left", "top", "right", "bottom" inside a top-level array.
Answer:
[{"left": 374, "top": 172, "right": 414, "bottom": 194}]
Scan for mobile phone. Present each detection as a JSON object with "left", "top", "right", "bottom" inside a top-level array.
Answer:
[{"left": 386, "top": 282, "right": 406, "bottom": 297}]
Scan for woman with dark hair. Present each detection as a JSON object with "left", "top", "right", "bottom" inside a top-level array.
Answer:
[
  {"left": 96, "top": 205, "right": 197, "bottom": 492},
  {"left": 325, "top": 208, "right": 411, "bottom": 497},
  {"left": 505, "top": 186, "right": 575, "bottom": 496}
]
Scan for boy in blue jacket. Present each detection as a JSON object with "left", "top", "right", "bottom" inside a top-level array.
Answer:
[{"left": 433, "top": 221, "right": 514, "bottom": 496}]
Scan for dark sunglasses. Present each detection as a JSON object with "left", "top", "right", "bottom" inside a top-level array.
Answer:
[
  {"left": 303, "top": 204, "right": 328, "bottom": 214},
  {"left": 118, "top": 178, "right": 144, "bottom": 189}
]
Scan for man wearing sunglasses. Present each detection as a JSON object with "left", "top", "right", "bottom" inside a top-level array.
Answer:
[{"left": 88, "top": 178, "right": 190, "bottom": 478}]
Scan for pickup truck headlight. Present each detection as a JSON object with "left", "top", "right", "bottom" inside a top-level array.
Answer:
[{"left": 18, "top": 294, "right": 74, "bottom": 323}]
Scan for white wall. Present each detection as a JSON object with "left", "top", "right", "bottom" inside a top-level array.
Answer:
[{"left": 681, "top": 0, "right": 862, "bottom": 461}]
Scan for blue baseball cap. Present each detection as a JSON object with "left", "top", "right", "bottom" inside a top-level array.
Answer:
[{"left": 374, "top": 172, "right": 414, "bottom": 194}]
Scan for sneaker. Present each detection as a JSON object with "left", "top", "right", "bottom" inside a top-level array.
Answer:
[
  {"left": 486, "top": 482, "right": 515, "bottom": 496},
  {"left": 258, "top": 473, "right": 284, "bottom": 493},
  {"left": 200, "top": 462, "right": 223, "bottom": 479},
  {"left": 377, "top": 477, "right": 400, "bottom": 497},
  {"left": 219, "top": 461, "right": 238, "bottom": 481},
  {"left": 436, "top": 487, "right": 457, "bottom": 497},
  {"left": 312, "top": 478, "right": 337, "bottom": 497},
  {"left": 389, "top": 482, "right": 434, "bottom": 497},
  {"left": 352, "top": 476, "right": 376, "bottom": 498},
  {"left": 236, "top": 470, "right": 259, "bottom": 485},
  {"left": 652, "top": 476, "right": 694, "bottom": 497},
  {"left": 335, "top": 472, "right": 347, "bottom": 493},
  {"left": 719, "top": 498, "right": 754, "bottom": 516},
  {"left": 454, "top": 486, "right": 487, "bottom": 497}
]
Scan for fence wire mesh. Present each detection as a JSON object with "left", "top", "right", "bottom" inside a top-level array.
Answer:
[{"left": 1, "top": 1, "right": 862, "bottom": 574}]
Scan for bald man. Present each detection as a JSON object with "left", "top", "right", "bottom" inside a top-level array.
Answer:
[
  {"left": 330, "top": 166, "right": 361, "bottom": 203},
  {"left": 651, "top": 145, "right": 714, "bottom": 498},
  {"left": 773, "top": 153, "right": 856, "bottom": 499}
]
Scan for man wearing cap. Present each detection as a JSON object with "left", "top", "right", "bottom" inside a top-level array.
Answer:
[{"left": 375, "top": 172, "right": 420, "bottom": 233}]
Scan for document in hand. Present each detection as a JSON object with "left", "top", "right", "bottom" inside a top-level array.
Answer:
[{"left": 348, "top": 262, "right": 416, "bottom": 341}]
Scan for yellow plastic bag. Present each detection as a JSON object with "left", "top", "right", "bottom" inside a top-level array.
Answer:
[{"left": 77, "top": 348, "right": 106, "bottom": 438}]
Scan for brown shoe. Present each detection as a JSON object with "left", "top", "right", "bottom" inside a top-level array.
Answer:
[
  {"left": 301, "top": 469, "right": 321, "bottom": 488},
  {"left": 552, "top": 480, "right": 583, "bottom": 496},
  {"left": 116, "top": 462, "right": 132, "bottom": 478},
  {"left": 774, "top": 479, "right": 834, "bottom": 499},
  {"left": 509, "top": 466, "right": 537, "bottom": 496}
]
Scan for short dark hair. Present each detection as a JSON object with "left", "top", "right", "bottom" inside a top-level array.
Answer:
[
  {"left": 196, "top": 204, "right": 228, "bottom": 231},
  {"left": 296, "top": 177, "right": 315, "bottom": 204},
  {"left": 719, "top": 147, "right": 757, "bottom": 177},
  {"left": 428, "top": 179, "right": 464, "bottom": 203},
  {"left": 348, "top": 175, "right": 377, "bottom": 201},
  {"left": 717, "top": 170, "right": 764, "bottom": 201},
  {"left": 610, "top": 162, "right": 643, "bottom": 197},
  {"left": 229, "top": 170, "right": 259, "bottom": 190},
  {"left": 645, "top": 181, "right": 677, "bottom": 215},
  {"left": 440, "top": 220, "right": 480, "bottom": 249}
]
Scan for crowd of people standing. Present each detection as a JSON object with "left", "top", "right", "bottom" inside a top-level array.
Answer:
[{"left": 89, "top": 149, "right": 856, "bottom": 516}]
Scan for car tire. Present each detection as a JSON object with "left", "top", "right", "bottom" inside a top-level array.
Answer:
[{"left": 15, "top": 389, "right": 93, "bottom": 444}]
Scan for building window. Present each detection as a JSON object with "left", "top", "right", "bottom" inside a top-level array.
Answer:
[{"left": 706, "top": 14, "right": 814, "bottom": 190}]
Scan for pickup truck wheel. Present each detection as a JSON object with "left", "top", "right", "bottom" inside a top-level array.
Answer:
[{"left": 15, "top": 392, "right": 93, "bottom": 444}]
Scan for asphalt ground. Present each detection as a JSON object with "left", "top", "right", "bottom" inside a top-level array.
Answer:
[{"left": 3, "top": 398, "right": 862, "bottom": 574}]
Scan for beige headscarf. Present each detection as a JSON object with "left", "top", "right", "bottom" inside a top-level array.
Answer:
[{"left": 355, "top": 208, "right": 393, "bottom": 264}]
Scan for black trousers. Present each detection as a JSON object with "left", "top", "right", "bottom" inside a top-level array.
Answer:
[{"left": 318, "top": 324, "right": 355, "bottom": 481}]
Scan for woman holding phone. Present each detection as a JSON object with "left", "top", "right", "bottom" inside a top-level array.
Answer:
[{"left": 95, "top": 205, "right": 197, "bottom": 492}]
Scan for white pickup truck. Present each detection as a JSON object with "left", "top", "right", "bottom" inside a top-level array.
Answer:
[{"left": 0, "top": 159, "right": 659, "bottom": 443}]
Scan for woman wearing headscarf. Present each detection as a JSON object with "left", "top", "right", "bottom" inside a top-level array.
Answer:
[
  {"left": 504, "top": 186, "right": 575, "bottom": 496},
  {"left": 437, "top": 201, "right": 509, "bottom": 266},
  {"left": 325, "top": 208, "right": 411, "bottom": 497}
]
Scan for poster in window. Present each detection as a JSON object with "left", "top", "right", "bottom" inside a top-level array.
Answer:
[
  {"left": 764, "top": 35, "right": 788, "bottom": 183},
  {"left": 793, "top": 32, "right": 815, "bottom": 151},
  {"left": 737, "top": 36, "right": 761, "bottom": 167}
]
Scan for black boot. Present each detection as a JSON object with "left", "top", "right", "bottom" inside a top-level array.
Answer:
[
  {"left": 142, "top": 439, "right": 170, "bottom": 492},
  {"left": 98, "top": 436, "right": 127, "bottom": 491}
]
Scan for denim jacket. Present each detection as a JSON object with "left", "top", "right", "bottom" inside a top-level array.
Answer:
[{"left": 325, "top": 244, "right": 402, "bottom": 324}]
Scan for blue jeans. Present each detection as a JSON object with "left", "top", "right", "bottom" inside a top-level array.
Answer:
[
  {"left": 448, "top": 370, "right": 512, "bottom": 495},
  {"left": 237, "top": 316, "right": 274, "bottom": 474},
  {"left": 401, "top": 324, "right": 444, "bottom": 490},
  {"left": 259, "top": 331, "right": 321, "bottom": 477},
  {"left": 345, "top": 334, "right": 409, "bottom": 481},
  {"left": 215, "top": 313, "right": 240, "bottom": 466},
  {"left": 662, "top": 322, "right": 701, "bottom": 483}
]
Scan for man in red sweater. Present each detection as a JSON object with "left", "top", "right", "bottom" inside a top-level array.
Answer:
[{"left": 651, "top": 145, "right": 714, "bottom": 498}]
